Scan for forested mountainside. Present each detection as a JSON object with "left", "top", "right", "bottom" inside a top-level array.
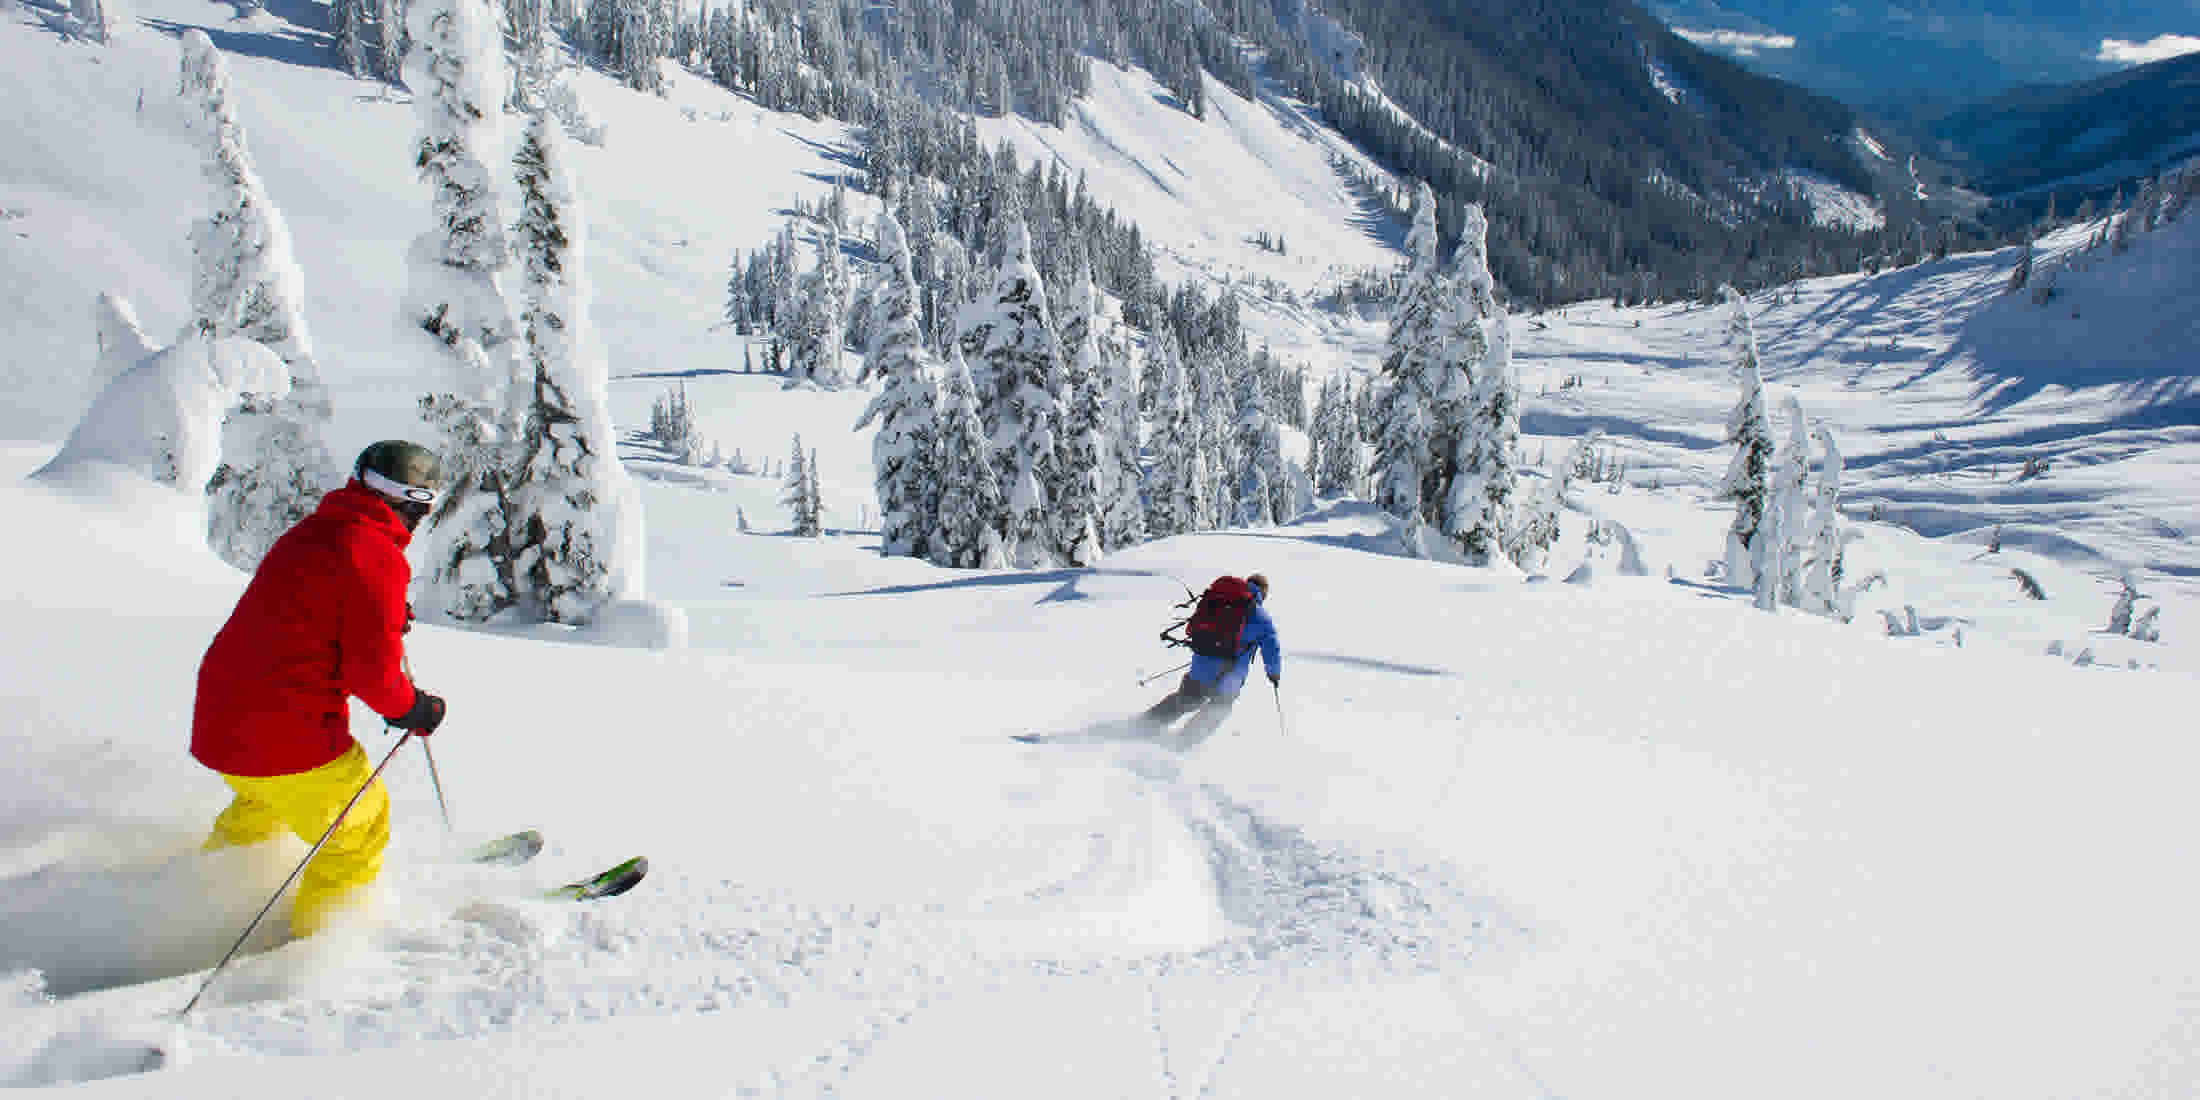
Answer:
[
  {"left": 382, "top": 0, "right": 1936, "bottom": 306},
  {"left": 1282, "top": 0, "right": 1906, "bottom": 302},
  {"left": 1931, "top": 51, "right": 2200, "bottom": 210}
]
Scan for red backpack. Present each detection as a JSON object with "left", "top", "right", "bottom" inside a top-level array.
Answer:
[{"left": 1164, "top": 576, "right": 1258, "bottom": 659}]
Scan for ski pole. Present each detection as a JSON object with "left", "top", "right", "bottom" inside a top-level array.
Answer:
[
  {"left": 1271, "top": 682, "right": 1289, "bottom": 739},
  {"left": 176, "top": 732, "right": 413, "bottom": 1020},
  {"left": 1139, "top": 660, "right": 1191, "bottom": 687},
  {"left": 422, "top": 739, "right": 453, "bottom": 833},
  {"left": 399, "top": 656, "right": 451, "bottom": 832}
]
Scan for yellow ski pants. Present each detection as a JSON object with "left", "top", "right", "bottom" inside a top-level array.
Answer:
[{"left": 203, "top": 742, "right": 390, "bottom": 938}]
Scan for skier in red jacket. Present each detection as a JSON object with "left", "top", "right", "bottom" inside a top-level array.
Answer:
[{"left": 192, "top": 440, "right": 449, "bottom": 937}]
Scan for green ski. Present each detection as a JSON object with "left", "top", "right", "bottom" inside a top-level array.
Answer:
[
  {"left": 547, "top": 856, "right": 648, "bottom": 901},
  {"left": 465, "top": 829, "right": 545, "bottom": 867}
]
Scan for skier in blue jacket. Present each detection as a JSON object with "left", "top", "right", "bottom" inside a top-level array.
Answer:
[{"left": 1139, "top": 573, "right": 1281, "bottom": 745}]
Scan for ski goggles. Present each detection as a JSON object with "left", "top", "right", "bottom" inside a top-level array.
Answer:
[{"left": 361, "top": 468, "right": 442, "bottom": 517}]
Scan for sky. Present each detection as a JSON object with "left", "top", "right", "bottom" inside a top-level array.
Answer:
[{"left": 3, "top": 2, "right": 2197, "bottom": 1096}]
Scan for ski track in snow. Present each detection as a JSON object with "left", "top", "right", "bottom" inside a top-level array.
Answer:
[{"left": 21, "top": 747, "right": 1505, "bottom": 1092}]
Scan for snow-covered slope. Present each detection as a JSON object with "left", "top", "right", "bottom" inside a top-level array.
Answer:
[{"left": 4, "top": 3, "right": 2200, "bottom": 1098}]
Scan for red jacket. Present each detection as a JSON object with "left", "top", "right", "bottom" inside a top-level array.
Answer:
[{"left": 192, "top": 482, "right": 418, "bottom": 777}]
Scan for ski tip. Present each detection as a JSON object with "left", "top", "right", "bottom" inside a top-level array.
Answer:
[
  {"left": 599, "top": 856, "right": 648, "bottom": 898},
  {"left": 548, "top": 856, "right": 649, "bottom": 901}
]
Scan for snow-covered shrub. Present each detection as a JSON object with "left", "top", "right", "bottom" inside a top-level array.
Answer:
[
  {"left": 35, "top": 338, "right": 288, "bottom": 494},
  {"left": 2012, "top": 568, "right": 2047, "bottom": 600}
]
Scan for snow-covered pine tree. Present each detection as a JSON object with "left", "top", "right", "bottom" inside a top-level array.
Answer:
[
  {"left": 781, "top": 434, "right": 820, "bottom": 536},
  {"left": 406, "top": 0, "right": 524, "bottom": 621},
  {"left": 723, "top": 250, "right": 750, "bottom": 334},
  {"left": 1190, "top": 338, "right": 1238, "bottom": 528},
  {"left": 1437, "top": 205, "right": 1518, "bottom": 565},
  {"left": 586, "top": 0, "right": 666, "bottom": 93},
  {"left": 1231, "top": 349, "right": 1287, "bottom": 527},
  {"left": 1142, "top": 321, "right": 1203, "bottom": 538},
  {"left": 807, "top": 447, "right": 823, "bottom": 531},
  {"left": 788, "top": 220, "right": 851, "bottom": 389},
  {"left": 854, "top": 210, "right": 944, "bottom": 559},
  {"left": 376, "top": 0, "right": 407, "bottom": 83},
  {"left": 1761, "top": 395, "right": 1811, "bottom": 609},
  {"left": 929, "top": 344, "right": 1008, "bottom": 568},
  {"left": 1371, "top": 181, "right": 1448, "bottom": 539},
  {"left": 178, "top": 32, "right": 341, "bottom": 571},
  {"left": 505, "top": 111, "right": 642, "bottom": 624},
  {"left": 1100, "top": 296, "right": 1145, "bottom": 550},
  {"left": 333, "top": 0, "right": 372, "bottom": 74},
  {"left": 1313, "top": 374, "right": 1365, "bottom": 499},
  {"left": 1718, "top": 285, "right": 1774, "bottom": 590},
  {"left": 1803, "top": 424, "right": 1844, "bottom": 616},
  {"left": 768, "top": 220, "right": 800, "bottom": 346},
  {"left": 967, "top": 217, "right": 1065, "bottom": 567},
  {"left": 1052, "top": 258, "right": 1106, "bottom": 564}
]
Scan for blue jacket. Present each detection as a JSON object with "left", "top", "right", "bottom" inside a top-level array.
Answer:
[{"left": 1187, "top": 593, "right": 1280, "bottom": 698}]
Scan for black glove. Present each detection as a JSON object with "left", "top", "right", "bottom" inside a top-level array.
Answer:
[
  {"left": 1268, "top": 673, "right": 1281, "bottom": 687},
  {"left": 391, "top": 687, "right": 446, "bottom": 734}
]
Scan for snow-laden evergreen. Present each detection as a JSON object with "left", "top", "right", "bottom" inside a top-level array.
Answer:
[
  {"left": 1230, "top": 349, "right": 1285, "bottom": 527},
  {"left": 1142, "top": 321, "right": 1204, "bottom": 538},
  {"left": 1435, "top": 205, "right": 1518, "bottom": 565},
  {"left": 1371, "top": 182, "right": 1447, "bottom": 531},
  {"left": 854, "top": 210, "right": 944, "bottom": 559},
  {"left": 586, "top": 0, "right": 668, "bottom": 94},
  {"left": 1718, "top": 285, "right": 1775, "bottom": 590},
  {"left": 1804, "top": 424, "right": 1845, "bottom": 616},
  {"left": 928, "top": 344, "right": 1008, "bottom": 568},
  {"left": 177, "top": 31, "right": 340, "bottom": 571},
  {"left": 1311, "top": 373, "right": 1365, "bottom": 498},
  {"left": 789, "top": 220, "right": 850, "bottom": 389},
  {"left": 406, "top": 0, "right": 524, "bottom": 621},
  {"left": 1758, "top": 395, "right": 1811, "bottom": 610},
  {"left": 781, "top": 434, "right": 821, "bottom": 536},
  {"left": 1052, "top": 258, "right": 1108, "bottom": 564},
  {"left": 504, "top": 112, "right": 644, "bottom": 625},
  {"left": 1099, "top": 302, "right": 1145, "bottom": 551},
  {"left": 1189, "top": 335, "right": 1237, "bottom": 529},
  {"left": 965, "top": 217, "right": 1064, "bottom": 568},
  {"left": 331, "top": 0, "right": 370, "bottom": 77}
]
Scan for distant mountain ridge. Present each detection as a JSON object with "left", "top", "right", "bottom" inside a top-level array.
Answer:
[{"left": 1649, "top": 0, "right": 2198, "bottom": 114}]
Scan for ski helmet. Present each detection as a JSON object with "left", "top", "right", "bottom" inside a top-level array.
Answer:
[{"left": 354, "top": 440, "right": 445, "bottom": 521}]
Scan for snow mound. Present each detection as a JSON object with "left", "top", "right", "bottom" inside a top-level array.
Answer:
[{"left": 34, "top": 337, "right": 288, "bottom": 493}]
